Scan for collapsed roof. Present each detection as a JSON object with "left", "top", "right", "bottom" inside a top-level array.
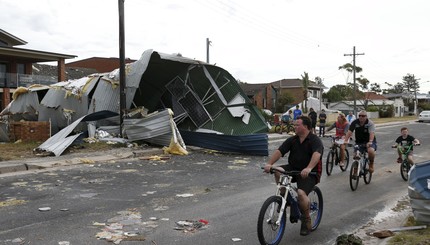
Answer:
[{"left": 1, "top": 49, "right": 268, "bottom": 142}]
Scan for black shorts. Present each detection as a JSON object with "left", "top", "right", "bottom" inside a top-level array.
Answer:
[{"left": 280, "top": 165, "right": 317, "bottom": 195}]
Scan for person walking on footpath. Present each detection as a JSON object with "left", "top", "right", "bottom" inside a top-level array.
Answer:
[
  {"left": 293, "top": 105, "right": 302, "bottom": 121},
  {"left": 263, "top": 116, "right": 323, "bottom": 236},
  {"left": 308, "top": 108, "right": 317, "bottom": 134},
  {"left": 347, "top": 111, "right": 356, "bottom": 123},
  {"left": 344, "top": 110, "right": 377, "bottom": 173},
  {"left": 318, "top": 109, "right": 327, "bottom": 137}
]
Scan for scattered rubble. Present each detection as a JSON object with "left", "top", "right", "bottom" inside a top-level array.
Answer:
[{"left": 174, "top": 219, "right": 209, "bottom": 233}]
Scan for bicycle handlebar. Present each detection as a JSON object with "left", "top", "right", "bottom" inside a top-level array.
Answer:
[{"left": 261, "top": 166, "right": 317, "bottom": 176}]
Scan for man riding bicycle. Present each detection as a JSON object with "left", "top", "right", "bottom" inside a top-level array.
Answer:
[
  {"left": 326, "top": 113, "right": 349, "bottom": 167},
  {"left": 392, "top": 127, "right": 420, "bottom": 165},
  {"left": 263, "top": 116, "right": 323, "bottom": 236},
  {"left": 344, "top": 110, "right": 377, "bottom": 173}
]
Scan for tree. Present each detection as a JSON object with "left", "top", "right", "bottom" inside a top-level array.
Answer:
[
  {"left": 382, "top": 82, "right": 404, "bottom": 94},
  {"left": 402, "top": 73, "right": 420, "bottom": 114},
  {"left": 338, "top": 63, "right": 363, "bottom": 75},
  {"left": 370, "top": 83, "right": 382, "bottom": 93},
  {"left": 402, "top": 73, "right": 420, "bottom": 95},
  {"left": 276, "top": 92, "right": 294, "bottom": 113},
  {"left": 356, "top": 76, "right": 370, "bottom": 91},
  {"left": 301, "top": 72, "right": 310, "bottom": 113},
  {"left": 325, "top": 85, "right": 355, "bottom": 102}
]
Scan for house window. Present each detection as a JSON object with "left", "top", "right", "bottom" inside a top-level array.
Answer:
[
  {"left": 0, "top": 63, "right": 6, "bottom": 87},
  {"left": 17, "top": 63, "right": 25, "bottom": 74}
]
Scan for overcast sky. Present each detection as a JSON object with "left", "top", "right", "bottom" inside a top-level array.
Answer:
[{"left": 2, "top": 0, "right": 430, "bottom": 92}]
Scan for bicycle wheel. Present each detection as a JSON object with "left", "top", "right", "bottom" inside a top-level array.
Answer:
[
  {"left": 257, "top": 196, "right": 286, "bottom": 245},
  {"left": 363, "top": 158, "right": 372, "bottom": 184},
  {"left": 309, "top": 186, "right": 323, "bottom": 231},
  {"left": 326, "top": 151, "right": 334, "bottom": 176},
  {"left": 400, "top": 160, "right": 409, "bottom": 181},
  {"left": 287, "top": 125, "right": 295, "bottom": 134},
  {"left": 340, "top": 148, "right": 350, "bottom": 172},
  {"left": 349, "top": 161, "right": 359, "bottom": 191},
  {"left": 275, "top": 125, "right": 282, "bottom": 134}
]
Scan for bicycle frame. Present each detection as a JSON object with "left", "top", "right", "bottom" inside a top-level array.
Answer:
[
  {"left": 270, "top": 174, "right": 297, "bottom": 226},
  {"left": 349, "top": 143, "right": 372, "bottom": 191},
  {"left": 355, "top": 145, "right": 368, "bottom": 173},
  {"left": 393, "top": 144, "right": 419, "bottom": 181},
  {"left": 325, "top": 135, "right": 350, "bottom": 175},
  {"left": 258, "top": 167, "right": 323, "bottom": 244},
  {"left": 397, "top": 144, "right": 414, "bottom": 160}
]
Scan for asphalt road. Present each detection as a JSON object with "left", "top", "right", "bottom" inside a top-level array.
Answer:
[{"left": 0, "top": 121, "right": 428, "bottom": 245}]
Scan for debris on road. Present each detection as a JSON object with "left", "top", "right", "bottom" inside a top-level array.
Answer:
[
  {"left": 176, "top": 193, "right": 194, "bottom": 198},
  {"left": 139, "top": 155, "right": 171, "bottom": 161},
  {"left": 38, "top": 207, "right": 51, "bottom": 212},
  {"left": 174, "top": 219, "right": 208, "bottom": 233},
  {"left": 336, "top": 234, "right": 363, "bottom": 244}
]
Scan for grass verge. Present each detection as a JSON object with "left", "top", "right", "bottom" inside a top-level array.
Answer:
[{"left": 387, "top": 216, "right": 430, "bottom": 245}]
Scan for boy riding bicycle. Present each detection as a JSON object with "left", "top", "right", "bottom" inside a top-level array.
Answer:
[{"left": 392, "top": 127, "right": 420, "bottom": 165}]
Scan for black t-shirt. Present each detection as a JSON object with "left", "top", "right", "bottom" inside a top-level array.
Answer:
[
  {"left": 319, "top": 113, "right": 326, "bottom": 124},
  {"left": 348, "top": 118, "right": 376, "bottom": 144},
  {"left": 278, "top": 133, "right": 324, "bottom": 175},
  {"left": 309, "top": 111, "right": 317, "bottom": 124},
  {"left": 395, "top": 135, "right": 416, "bottom": 151}
]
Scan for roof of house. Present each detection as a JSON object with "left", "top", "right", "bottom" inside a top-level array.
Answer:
[
  {"left": 270, "top": 78, "right": 325, "bottom": 90},
  {"left": 66, "top": 57, "right": 137, "bottom": 73},
  {"left": 0, "top": 29, "right": 27, "bottom": 47},
  {"left": 363, "top": 92, "right": 387, "bottom": 100},
  {"left": 239, "top": 83, "right": 268, "bottom": 96},
  {"left": 33, "top": 64, "right": 98, "bottom": 80}
]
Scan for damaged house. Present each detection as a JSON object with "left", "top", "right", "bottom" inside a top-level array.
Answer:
[{"left": 0, "top": 49, "right": 269, "bottom": 156}]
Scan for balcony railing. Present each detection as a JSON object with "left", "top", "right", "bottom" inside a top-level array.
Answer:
[{"left": 0, "top": 72, "right": 57, "bottom": 88}]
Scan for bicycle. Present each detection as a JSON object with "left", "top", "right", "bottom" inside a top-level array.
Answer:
[
  {"left": 349, "top": 144, "right": 372, "bottom": 191},
  {"left": 274, "top": 121, "right": 295, "bottom": 134},
  {"left": 391, "top": 143, "right": 420, "bottom": 181},
  {"left": 257, "top": 166, "right": 323, "bottom": 245},
  {"left": 324, "top": 135, "right": 351, "bottom": 176}
]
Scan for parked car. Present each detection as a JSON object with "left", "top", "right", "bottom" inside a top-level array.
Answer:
[{"left": 418, "top": 110, "right": 430, "bottom": 122}]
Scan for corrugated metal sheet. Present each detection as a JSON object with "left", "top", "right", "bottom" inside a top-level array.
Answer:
[
  {"left": 88, "top": 78, "right": 120, "bottom": 113},
  {"left": 36, "top": 110, "right": 119, "bottom": 156},
  {"left": 123, "top": 109, "right": 173, "bottom": 146},
  {"left": 180, "top": 130, "right": 268, "bottom": 156}
]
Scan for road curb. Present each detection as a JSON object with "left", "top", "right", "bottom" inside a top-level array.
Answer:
[{"left": 0, "top": 147, "right": 164, "bottom": 175}]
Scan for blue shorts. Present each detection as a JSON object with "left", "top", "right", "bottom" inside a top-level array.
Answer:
[{"left": 357, "top": 142, "right": 377, "bottom": 152}]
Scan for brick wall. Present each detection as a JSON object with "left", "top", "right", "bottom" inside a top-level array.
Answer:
[{"left": 9, "top": 121, "right": 51, "bottom": 142}]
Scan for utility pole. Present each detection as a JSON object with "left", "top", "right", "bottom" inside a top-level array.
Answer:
[
  {"left": 206, "top": 38, "right": 211, "bottom": 63},
  {"left": 344, "top": 46, "right": 364, "bottom": 116},
  {"left": 315, "top": 77, "right": 323, "bottom": 112},
  {"left": 118, "top": 0, "right": 126, "bottom": 137},
  {"left": 413, "top": 75, "right": 421, "bottom": 115}
]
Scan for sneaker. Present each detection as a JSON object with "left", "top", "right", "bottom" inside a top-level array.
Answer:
[
  {"left": 369, "top": 162, "right": 374, "bottom": 173},
  {"left": 339, "top": 161, "right": 345, "bottom": 167},
  {"left": 300, "top": 217, "right": 312, "bottom": 236},
  {"left": 397, "top": 158, "right": 402, "bottom": 163}
]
